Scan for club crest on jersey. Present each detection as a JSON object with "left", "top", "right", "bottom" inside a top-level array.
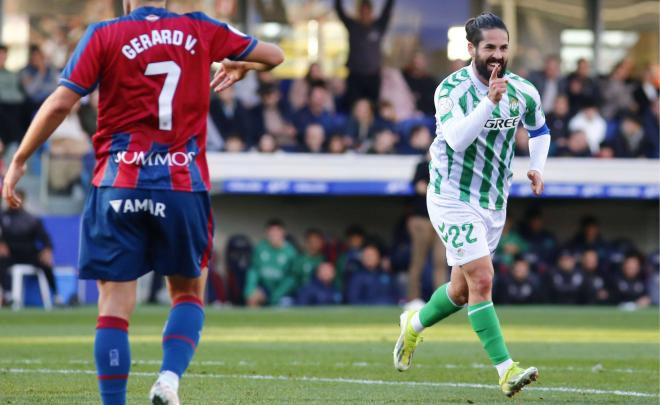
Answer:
[
  {"left": 484, "top": 117, "right": 520, "bottom": 130},
  {"left": 509, "top": 97, "right": 520, "bottom": 116},
  {"left": 437, "top": 97, "right": 453, "bottom": 115}
]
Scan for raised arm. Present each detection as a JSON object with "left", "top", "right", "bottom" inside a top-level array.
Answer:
[
  {"left": 376, "top": 0, "right": 395, "bottom": 30},
  {"left": 334, "top": 0, "right": 350, "bottom": 26},
  {"left": 439, "top": 65, "right": 506, "bottom": 152},
  {"left": 211, "top": 41, "right": 284, "bottom": 93}
]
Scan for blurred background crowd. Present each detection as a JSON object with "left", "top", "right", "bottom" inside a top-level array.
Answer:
[{"left": 0, "top": 0, "right": 657, "bottom": 309}]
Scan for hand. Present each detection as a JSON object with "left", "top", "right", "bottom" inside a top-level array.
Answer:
[
  {"left": 2, "top": 160, "right": 26, "bottom": 209},
  {"left": 39, "top": 249, "right": 54, "bottom": 267},
  {"left": 210, "top": 60, "right": 249, "bottom": 93},
  {"left": 527, "top": 170, "right": 544, "bottom": 196},
  {"left": 487, "top": 64, "right": 507, "bottom": 104}
]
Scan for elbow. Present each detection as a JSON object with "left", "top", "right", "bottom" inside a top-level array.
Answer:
[
  {"left": 269, "top": 48, "right": 285, "bottom": 68},
  {"left": 444, "top": 135, "right": 466, "bottom": 153},
  {"left": 50, "top": 99, "right": 72, "bottom": 117}
]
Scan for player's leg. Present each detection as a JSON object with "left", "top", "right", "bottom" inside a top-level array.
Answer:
[
  {"left": 149, "top": 190, "right": 212, "bottom": 404},
  {"left": 151, "top": 269, "right": 208, "bottom": 403},
  {"left": 461, "top": 255, "right": 538, "bottom": 396},
  {"left": 95, "top": 280, "right": 137, "bottom": 405},
  {"left": 79, "top": 187, "right": 151, "bottom": 405}
]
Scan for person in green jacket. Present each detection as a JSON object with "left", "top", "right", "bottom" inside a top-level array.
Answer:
[
  {"left": 292, "top": 228, "right": 326, "bottom": 287},
  {"left": 245, "top": 219, "right": 299, "bottom": 307}
]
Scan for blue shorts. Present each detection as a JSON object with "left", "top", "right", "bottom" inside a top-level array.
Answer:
[{"left": 79, "top": 187, "right": 214, "bottom": 281}]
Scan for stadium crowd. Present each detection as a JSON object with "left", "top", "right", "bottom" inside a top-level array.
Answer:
[
  {"left": 202, "top": 213, "right": 658, "bottom": 309},
  {"left": 0, "top": 41, "right": 658, "bottom": 170}
]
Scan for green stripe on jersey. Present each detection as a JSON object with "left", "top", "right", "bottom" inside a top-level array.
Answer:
[
  {"left": 446, "top": 144, "right": 454, "bottom": 177},
  {"left": 478, "top": 105, "right": 501, "bottom": 208},
  {"left": 434, "top": 168, "right": 443, "bottom": 194},
  {"left": 522, "top": 92, "right": 537, "bottom": 127},
  {"left": 458, "top": 142, "right": 478, "bottom": 203},
  {"left": 494, "top": 127, "right": 517, "bottom": 209}
]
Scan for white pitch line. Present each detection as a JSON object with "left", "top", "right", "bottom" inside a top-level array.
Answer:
[{"left": 1, "top": 367, "right": 657, "bottom": 398}]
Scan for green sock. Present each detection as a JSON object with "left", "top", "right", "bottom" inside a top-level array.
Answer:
[
  {"left": 418, "top": 283, "right": 464, "bottom": 327},
  {"left": 467, "top": 301, "right": 511, "bottom": 365}
]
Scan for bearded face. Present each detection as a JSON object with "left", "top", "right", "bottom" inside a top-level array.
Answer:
[
  {"left": 469, "top": 28, "right": 509, "bottom": 81},
  {"left": 474, "top": 46, "right": 507, "bottom": 79}
]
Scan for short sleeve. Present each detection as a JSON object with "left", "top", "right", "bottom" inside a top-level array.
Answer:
[
  {"left": 521, "top": 85, "right": 549, "bottom": 137},
  {"left": 193, "top": 13, "right": 258, "bottom": 62},
  {"left": 60, "top": 24, "right": 103, "bottom": 96}
]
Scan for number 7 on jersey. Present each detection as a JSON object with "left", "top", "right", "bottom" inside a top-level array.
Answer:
[{"left": 144, "top": 61, "right": 181, "bottom": 131}]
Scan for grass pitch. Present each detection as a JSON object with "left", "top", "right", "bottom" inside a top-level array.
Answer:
[{"left": 0, "top": 306, "right": 658, "bottom": 404}]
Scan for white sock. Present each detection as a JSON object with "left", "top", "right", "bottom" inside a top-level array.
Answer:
[
  {"left": 495, "top": 359, "right": 514, "bottom": 378},
  {"left": 158, "top": 370, "right": 180, "bottom": 392},
  {"left": 411, "top": 311, "right": 425, "bottom": 333}
]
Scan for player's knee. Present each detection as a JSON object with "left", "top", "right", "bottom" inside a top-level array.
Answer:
[
  {"left": 448, "top": 283, "right": 468, "bottom": 306},
  {"left": 469, "top": 272, "right": 493, "bottom": 297}
]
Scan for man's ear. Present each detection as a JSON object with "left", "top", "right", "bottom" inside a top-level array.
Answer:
[{"left": 467, "top": 42, "right": 475, "bottom": 59}]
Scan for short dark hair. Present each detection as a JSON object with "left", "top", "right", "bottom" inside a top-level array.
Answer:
[
  {"left": 265, "top": 218, "right": 285, "bottom": 228},
  {"left": 0, "top": 44, "right": 7, "bottom": 53},
  {"left": 305, "top": 228, "right": 324, "bottom": 238},
  {"left": 465, "top": 13, "right": 509, "bottom": 46}
]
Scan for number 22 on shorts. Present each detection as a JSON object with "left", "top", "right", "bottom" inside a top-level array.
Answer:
[{"left": 437, "top": 222, "right": 478, "bottom": 249}]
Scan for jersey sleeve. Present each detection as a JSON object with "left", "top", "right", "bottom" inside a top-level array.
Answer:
[
  {"left": 521, "top": 84, "right": 549, "bottom": 138},
  {"left": 193, "top": 13, "right": 258, "bottom": 62},
  {"left": 60, "top": 23, "right": 103, "bottom": 96},
  {"left": 435, "top": 83, "right": 466, "bottom": 130}
]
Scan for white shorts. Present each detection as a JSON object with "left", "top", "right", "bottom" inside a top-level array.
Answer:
[{"left": 427, "top": 194, "right": 506, "bottom": 267}]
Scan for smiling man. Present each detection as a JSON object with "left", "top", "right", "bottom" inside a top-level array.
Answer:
[{"left": 393, "top": 13, "right": 550, "bottom": 397}]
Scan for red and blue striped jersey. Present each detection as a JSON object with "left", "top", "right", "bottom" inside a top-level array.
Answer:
[{"left": 60, "top": 6, "right": 257, "bottom": 192}]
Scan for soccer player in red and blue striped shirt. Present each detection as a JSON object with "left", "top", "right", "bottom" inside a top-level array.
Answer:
[{"left": 2, "top": 1, "right": 283, "bottom": 404}]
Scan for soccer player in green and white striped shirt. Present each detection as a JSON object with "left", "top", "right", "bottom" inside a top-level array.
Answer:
[{"left": 393, "top": 13, "right": 550, "bottom": 398}]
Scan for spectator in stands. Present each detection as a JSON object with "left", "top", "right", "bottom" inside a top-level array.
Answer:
[
  {"left": 603, "top": 112, "right": 656, "bottom": 158},
  {"left": 249, "top": 83, "right": 297, "bottom": 150},
  {"left": 335, "top": 0, "right": 395, "bottom": 107},
  {"left": 347, "top": 98, "right": 380, "bottom": 147},
  {"left": 404, "top": 152, "right": 447, "bottom": 309},
  {"left": 402, "top": 51, "right": 437, "bottom": 116},
  {"left": 518, "top": 207, "right": 557, "bottom": 271},
  {"left": 398, "top": 124, "right": 432, "bottom": 155},
  {"left": 564, "top": 58, "right": 600, "bottom": 116},
  {"left": 555, "top": 129, "right": 591, "bottom": 157},
  {"left": 494, "top": 217, "right": 528, "bottom": 268},
  {"left": 366, "top": 128, "right": 398, "bottom": 154},
  {"left": 292, "top": 83, "right": 335, "bottom": 138},
  {"left": 244, "top": 219, "right": 299, "bottom": 307},
  {"left": 300, "top": 124, "right": 326, "bottom": 153},
  {"left": 336, "top": 225, "right": 366, "bottom": 290},
  {"left": 568, "top": 216, "right": 609, "bottom": 258},
  {"left": 255, "top": 133, "right": 280, "bottom": 154},
  {"left": 223, "top": 134, "right": 246, "bottom": 152},
  {"left": 19, "top": 44, "right": 59, "bottom": 117},
  {"left": 380, "top": 66, "right": 417, "bottom": 121},
  {"left": 568, "top": 99, "right": 606, "bottom": 155},
  {"left": 529, "top": 54, "right": 562, "bottom": 115},
  {"left": 224, "top": 234, "right": 253, "bottom": 305},
  {"left": 579, "top": 249, "right": 610, "bottom": 305},
  {"left": 377, "top": 100, "right": 397, "bottom": 129},
  {"left": 642, "top": 98, "right": 659, "bottom": 158},
  {"left": 547, "top": 248, "right": 584, "bottom": 304},
  {"left": 599, "top": 59, "right": 635, "bottom": 120},
  {"left": 347, "top": 242, "right": 398, "bottom": 305},
  {"left": 633, "top": 64, "right": 659, "bottom": 115},
  {"left": 288, "top": 63, "right": 333, "bottom": 112},
  {"left": 327, "top": 133, "right": 349, "bottom": 154},
  {"left": 0, "top": 45, "right": 27, "bottom": 147},
  {"left": 296, "top": 262, "right": 342, "bottom": 306},
  {"left": 209, "top": 85, "right": 252, "bottom": 147},
  {"left": 513, "top": 125, "right": 529, "bottom": 156},
  {"left": 495, "top": 255, "right": 542, "bottom": 304},
  {"left": 0, "top": 189, "right": 61, "bottom": 304},
  {"left": 47, "top": 102, "right": 91, "bottom": 195},
  {"left": 611, "top": 251, "right": 651, "bottom": 309},
  {"left": 545, "top": 94, "right": 571, "bottom": 155},
  {"left": 293, "top": 228, "right": 326, "bottom": 286}
]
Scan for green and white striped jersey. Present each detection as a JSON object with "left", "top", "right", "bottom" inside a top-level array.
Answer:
[{"left": 429, "top": 65, "right": 547, "bottom": 210}]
